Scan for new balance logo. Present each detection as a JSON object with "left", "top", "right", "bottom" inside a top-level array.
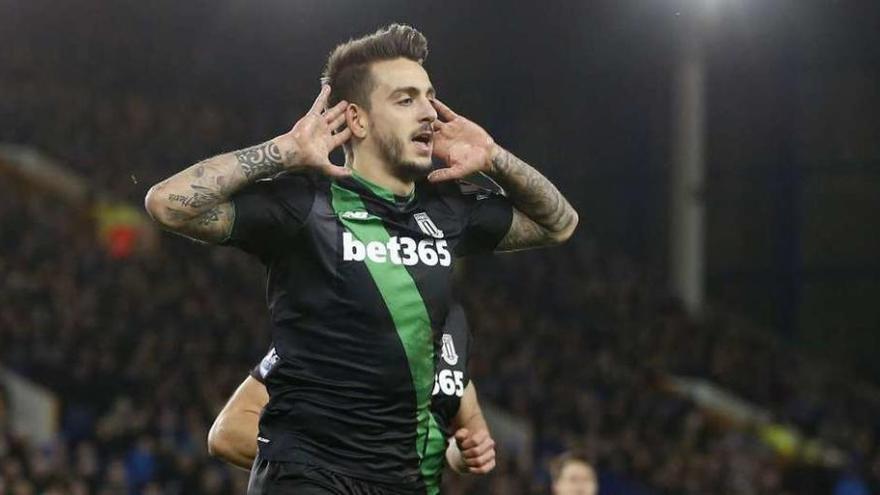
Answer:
[
  {"left": 343, "top": 232, "right": 451, "bottom": 266},
  {"left": 341, "top": 210, "right": 371, "bottom": 220}
]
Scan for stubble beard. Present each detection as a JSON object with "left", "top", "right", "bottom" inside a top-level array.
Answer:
[{"left": 375, "top": 129, "right": 432, "bottom": 182}]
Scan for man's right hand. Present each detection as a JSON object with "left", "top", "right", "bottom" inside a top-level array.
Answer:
[
  {"left": 275, "top": 85, "right": 352, "bottom": 178},
  {"left": 145, "top": 85, "right": 353, "bottom": 242},
  {"left": 451, "top": 427, "right": 496, "bottom": 474}
]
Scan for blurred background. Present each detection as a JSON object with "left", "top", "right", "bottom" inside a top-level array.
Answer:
[{"left": 2, "top": 0, "right": 879, "bottom": 493}]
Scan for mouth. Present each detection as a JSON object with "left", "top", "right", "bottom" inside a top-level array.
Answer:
[{"left": 411, "top": 130, "right": 433, "bottom": 155}]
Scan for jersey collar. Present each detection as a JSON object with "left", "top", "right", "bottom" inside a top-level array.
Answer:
[{"left": 348, "top": 171, "right": 416, "bottom": 206}]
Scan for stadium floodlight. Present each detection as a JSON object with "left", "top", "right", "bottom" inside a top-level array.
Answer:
[{"left": 669, "top": 0, "right": 720, "bottom": 315}]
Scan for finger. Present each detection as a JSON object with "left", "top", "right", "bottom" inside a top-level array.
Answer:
[
  {"left": 457, "top": 434, "right": 477, "bottom": 450},
  {"left": 323, "top": 100, "right": 348, "bottom": 122},
  {"left": 327, "top": 112, "right": 347, "bottom": 132},
  {"left": 427, "top": 166, "right": 469, "bottom": 183},
  {"left": 469, "top": 458, "right": 496, "bottom": 475},
  {"left": 331, "top": 127, "right": 353, "bottom": 148},
  {"left": 431, "top": 99, "right": 458, "bottom": 122},
  {"left": 459, "top": 430, "right": 487, "bottom": 450},
  {"left": 463, "top": 438, "right": 494, "bottom": 458},
  {"left": 469, "top": 430, "right": 489, "bottom": 447},
  {"left": 310, "top": 85, "right": 331, "bottom": 114},
  {"left": 320, "top": 162, "right": 351, "bottom": 178},
  {"left": 454, "top": 428, "right": 470, "bottom": 444},
  {"left": 431, "top": 121, "right": 447, "bottom": 133},
  {"left": 466, "top": 449, "right": 495, "bottom": 468}
]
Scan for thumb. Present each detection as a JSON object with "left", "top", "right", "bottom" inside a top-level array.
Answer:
[
  {"left": 321, "top": 162, "right": 352, "bottom": 178},
  {"left": 428, "top": 167, "right": 464, "bottom": 183},
  {"left": 454, "top": 428, "right": 470, "bottom": 446}
]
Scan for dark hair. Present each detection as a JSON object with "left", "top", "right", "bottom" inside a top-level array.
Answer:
[
  {"left": 548, "top": 450, "right": 593, "bottom": 483},
  {"left": 321, "top": 24, "right": 429, "bottom": 109}
]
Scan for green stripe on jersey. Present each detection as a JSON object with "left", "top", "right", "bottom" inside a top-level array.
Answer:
[
  {"left": 350, "top": 170, "right": 416, "bottom": 204},
  {"left": 330, "top": 182, "right": 443, "bottom": 494},
  {"left": 420, "top": 413, "right": 446, "bottom": 489}
]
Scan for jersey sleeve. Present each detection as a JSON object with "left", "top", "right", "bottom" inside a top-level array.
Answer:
[
  {"left": 222, "top": 173, "right": 316, "bottom": 258},
  {"left": 250, "top": 347, "right": 279, "bottom": 384},
  {"left": 446, "top": 304, "right": 472, "bottom": 389},
  {"left": 454, "top": 183, "right": 514, "bottom": 257}
]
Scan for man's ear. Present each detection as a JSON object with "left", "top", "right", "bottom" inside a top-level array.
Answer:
[{"left": 347, "top": 104, "right": 368, "bottom": 139}]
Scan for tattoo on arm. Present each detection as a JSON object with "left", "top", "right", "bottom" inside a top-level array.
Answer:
[
  {"left": 489, "top": 148, "right": 578, "bottom": 251},
  {"left": 172, "top": 203, "right": 236, "bottom": 244},
  {"left": 498, "top": 210, "right": 554, "bottom": 251},
  {"left": 235, "top": 142, "right": 284, "bottom": 179},
  {"left": 166, "top": 185, "right": 222, "bottom": 209},
  {"left": 147, "top": 139, "right": 286, "bottom": 234}
]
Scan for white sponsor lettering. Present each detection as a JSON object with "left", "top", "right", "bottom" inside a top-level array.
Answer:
[
  {"left": 366, "top": 240, "right": 387, "bottom": 262},
  {"left": 343, "top": 232, "right": 451, "bottom": 267},
  {"left": 432, "top": 369, "right": 465, "bottom": 397}
]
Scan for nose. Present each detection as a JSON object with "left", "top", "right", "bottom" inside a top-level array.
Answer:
[{"left": 419, "top": 97, "right": 437, "bottom": 124}]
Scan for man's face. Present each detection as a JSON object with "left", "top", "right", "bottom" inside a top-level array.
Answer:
[
  {"left": 364, "top": 57, "right": 437, "bottom": 180},
  {"left": 553, "top": 462, "right": 598, "bottom": 495}
]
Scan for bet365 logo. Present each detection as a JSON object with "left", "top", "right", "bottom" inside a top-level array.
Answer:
[
  {"left": 433, "top": 369, "right": 465, "bottom": 397},
  {"left": 343, "top": 232, "right": 451, "bottom": 266}
]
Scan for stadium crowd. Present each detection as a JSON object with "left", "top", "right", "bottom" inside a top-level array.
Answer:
[{"left": 3, "top": 22, "right": 880, "bottom": 495}]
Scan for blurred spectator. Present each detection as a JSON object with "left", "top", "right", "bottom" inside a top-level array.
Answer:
[{"left": 548, "top": 451, "right": 598, "bottom": 495}]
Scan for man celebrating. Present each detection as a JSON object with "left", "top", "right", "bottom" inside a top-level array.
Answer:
[{"left": 145, "top": 24, "right": 576, "bottom": 495}]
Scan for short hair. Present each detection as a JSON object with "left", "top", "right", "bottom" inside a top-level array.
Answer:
[
  {"left": 549, "top": 450, "right": 593, "bottom": 483},
  {"left": 321, "top": 24, "right": 429, "bottom": 109}
]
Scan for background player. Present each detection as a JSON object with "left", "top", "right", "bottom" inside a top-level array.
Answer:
[
  {"left": 145, "top": 24, "right": 576, "bottom": 494},
  {"left": 549, "top": 451, "right": 598, "bottom": 495},
  {"left": 207, "top": 306, "right": 495, "bottom": 477}
]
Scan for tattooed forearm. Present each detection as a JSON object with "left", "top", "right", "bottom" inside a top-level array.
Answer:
[
  {"left": 235, "top": 141, "right": 284, "bottom": 179},
  {"left": 166, "top": 185, "right": 222, "bottom": 209},
  {"left": 487, "top": 147, "right": 578, "bottom": 250},
  {"left": 145, "top": 139, "right": 288, "bottom": 242},
  {"left": 197, "top": 205, "right": 223, "bottom": 226},
  {"left": 173, "top": 203, "right": 236, "bottom": 245}
]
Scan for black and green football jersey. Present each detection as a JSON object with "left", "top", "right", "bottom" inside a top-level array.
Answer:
[
  {"left": 250, "top": 304, "right": 473, "bottom": 488},
  {"left": 225, "top": 171, "right": 509, "bottom": 494}
]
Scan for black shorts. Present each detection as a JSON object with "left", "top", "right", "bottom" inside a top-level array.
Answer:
[{"left": 247, "top": 455, "right": 420, "bottom": 495}]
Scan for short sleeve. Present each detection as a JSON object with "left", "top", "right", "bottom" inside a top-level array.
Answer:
[
  {"left": 250, "top": 347, "right": 279, "bottom": 384},
  {"left": 455, "top": 191, "right": 513, "bottom": 257},
  {"left": 222, "top": 173, "right": 316, "bottom": 258},
  {"left": 445, "top": 304, "right": 472, "bottom": 388}
]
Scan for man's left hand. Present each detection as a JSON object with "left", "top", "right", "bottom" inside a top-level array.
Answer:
[{"left": 428, "top": 99, "right": 498, "bottom": 183}]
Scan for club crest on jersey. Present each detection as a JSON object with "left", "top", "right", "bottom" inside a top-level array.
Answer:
[
  {"left": 441, "top": 333, "right": 459, "bottom": 366},
  {"left": 414, "top": 212, "right": 444, "bottom": 239}
]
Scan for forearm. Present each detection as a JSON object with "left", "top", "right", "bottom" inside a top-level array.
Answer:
[
  {"left": 486, "top": 146, "right": 578, "bottom": 246},
  {"left": 145, "top": 139, "right": 286, "bottom": 228},
  {"left": 455, "top": 405, "right": 489, "bottom": 434},
  {"left": 207, "top": 412, "right": 259, "bottom": 470}
]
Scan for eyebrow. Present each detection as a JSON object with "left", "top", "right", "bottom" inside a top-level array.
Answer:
[{"left": 389, "top": 86, "right": 436, "bottom": 98}]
